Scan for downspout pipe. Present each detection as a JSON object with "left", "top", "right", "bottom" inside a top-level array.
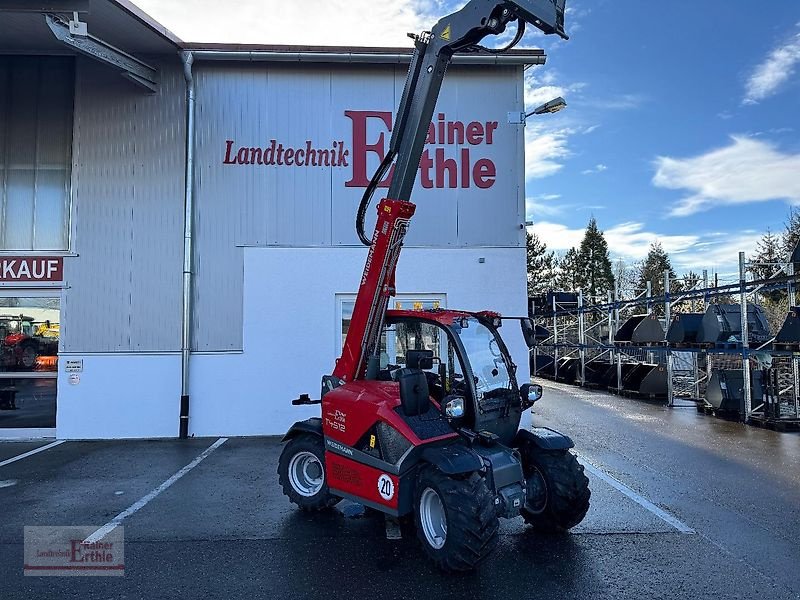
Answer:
[{"left": 179, "top": 50, "right": 195, "bottom": 439}]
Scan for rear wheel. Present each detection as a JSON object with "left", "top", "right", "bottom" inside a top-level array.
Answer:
[
  {"left": 414, "top": 467, "right": 498, "bottom": 572},
  {"left": 278, "top": 435, "right": 339, "bottom": 511},
  {"left": 520, "top": 448, "right": 590, "bottom": 532}
]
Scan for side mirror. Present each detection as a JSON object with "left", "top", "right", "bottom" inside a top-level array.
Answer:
[
  {"left": 520, "top": 383, "right": 543, "bottom": 409},
  {"left": 521, "top": 318, "right": 536, "bottom": 349}
]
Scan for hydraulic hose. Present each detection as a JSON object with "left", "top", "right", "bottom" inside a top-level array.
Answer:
[{"left": 356, "top": 149, "right": 396, "bottom": 246}]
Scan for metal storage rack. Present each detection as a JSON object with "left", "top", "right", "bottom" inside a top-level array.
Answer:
[{"left": 531, "top": 252, "right": 800, "bottom": 429}]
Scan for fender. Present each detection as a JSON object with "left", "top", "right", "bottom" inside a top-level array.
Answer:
[
  {"left": 419, "top": 444, "right": 484, "bottom": 476},
  {"left": 281, "top": 417, "right": 322, "bottom": 442},
  {"left": 514, "top": 427, "right": 574, "bottom": 451}
]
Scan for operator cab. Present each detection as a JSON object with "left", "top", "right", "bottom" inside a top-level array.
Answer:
[{"left": 381, "top": 309, "right": 524, "bottom": 444}]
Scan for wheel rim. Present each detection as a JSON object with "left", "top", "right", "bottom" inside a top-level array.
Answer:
[
  {"left": 525, "top": 466, "right": 548, "bottom": 514},
  {"left": 419, "top": 487, "right": 447, "bottom": 549},
  {"left": 288, "top": 451, "right": 324, "bottom": 497}
]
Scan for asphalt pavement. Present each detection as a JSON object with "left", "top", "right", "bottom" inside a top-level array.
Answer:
[{"left": 1, "top": 382, "right": 798, "bottom": 599}]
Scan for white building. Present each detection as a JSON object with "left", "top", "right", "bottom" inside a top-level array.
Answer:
[{"left": 0, "top": 0, "right": 543, "bottom": 439}]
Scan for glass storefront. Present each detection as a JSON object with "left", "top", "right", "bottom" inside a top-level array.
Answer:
[{"left": 0, "top": 297, "right": 59, "bottom": 428}]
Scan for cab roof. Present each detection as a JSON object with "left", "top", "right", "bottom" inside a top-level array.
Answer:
[{"left": 386, "top": 308, "right": 501, "bottom": 327}]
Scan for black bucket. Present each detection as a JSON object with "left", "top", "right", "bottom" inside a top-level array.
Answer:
[
  {"left": 776, "top": 307, "right": 800, "bottom": 344},
  {"left": 621, "top": 363, "right": 656, "bottom": 392},
  {"left": 533, "top": 354, "right": 555, "bottom": 378},
  {"left": 705, "top": 370, "right": 764, "bottom": 413},
  {"left": 601, "top": 362, "right": 640, "bottom": 389},
  {"left": 584, "top": 362, "right": 611, "bottom": 385},
  {"left": 615, "top": 314, "right": 665, "bottom": 345},
  {"left": 555, "top": 357, "right": 580, "bottom": 384},
  {"left": 666, "top": 312, "right": 704, "bottom": 344},
  {"left": 699, "top": 304, "right": 771, "bottom": 345}
]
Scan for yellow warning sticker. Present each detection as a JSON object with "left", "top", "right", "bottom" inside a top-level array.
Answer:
[{"left": 441, "top": 24, "right": 451, "bottom": 41}]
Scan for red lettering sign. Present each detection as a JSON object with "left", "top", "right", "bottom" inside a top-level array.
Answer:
[
  {"left": 0, "top": 257, "right": 63, "bottom": 283},
  {"left": 223, "top": 110, "right": 499, "bottom": 191}
]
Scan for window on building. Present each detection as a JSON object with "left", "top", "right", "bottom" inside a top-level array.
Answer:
[
  {"left": 0, "top": 56, "right": 74, "bottom": 251},
  {"left": 338, "top": 294, "right": 446, "bottom": 351},
  {"left": 0, "top": 296, "right": 59, "bottom": 429}
]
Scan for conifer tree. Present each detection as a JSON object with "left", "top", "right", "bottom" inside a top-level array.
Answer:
[
  {"left": 557, "top": 247, "right": 581, "bottom": 291},
  {"left": 526, "top": 231, "right": 558, "bottom": 295},
  {"left": 576, "top": 218, "right": 615, "bottom": 298},
  {"left": 637, "top": 242, "right": 676, "bottom": 298}
]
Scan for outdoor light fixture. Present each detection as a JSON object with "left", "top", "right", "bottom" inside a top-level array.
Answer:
[{"left": 525, "top": 96, "right": 567, "bottom": 118}]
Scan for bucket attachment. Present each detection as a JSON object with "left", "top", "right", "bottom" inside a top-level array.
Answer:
[
  {"left": 614, "top": 314, "right": 665, "bottom": 345},
  {"left": 705, "top": 369, "right": 764, "bottom": 413},
  {"left": 555, "top": 357, "right": 579, "bottom": 383},
  {"left": 699, "top": 304, "right": 771, "bottom": 345},
  {"left": 621, "top": 363, "right": 667, "bottom": 398},
  {"left": 601, "top": 362, "right": 639, "bottom": 390},
  {"left": 775, "top": 307, "right": 800, "bottom": 346},
  {"left": 666, "top": 312, "right": 704, "bottom": 345},
  {"left": 532, "top": 354, "right": 555, "bottom": 378},
  {"left": 583, "top": 362, "right": 611, "bottom": 386}
]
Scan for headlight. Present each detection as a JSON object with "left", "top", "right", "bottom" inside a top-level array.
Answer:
[{"left": 445, "top": 396, "right": 465, "bottom": 419}]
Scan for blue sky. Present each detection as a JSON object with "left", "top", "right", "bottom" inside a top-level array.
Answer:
[
  {"left": 519, "top": 0, "right": 800, "bottom": 276},
  {"left": 136, "top": 0, "right": 800, "bottom": 275}
]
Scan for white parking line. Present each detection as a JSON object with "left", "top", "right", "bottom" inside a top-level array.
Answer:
[
  {"left": 84, "top": 437, "right": 228, "bottom": 543},
  {"left": 578, "top": 457, "right": 695, "bottom": 534},
  {"left": 0, "top": 440, "right": 65, "bottom": 467}
]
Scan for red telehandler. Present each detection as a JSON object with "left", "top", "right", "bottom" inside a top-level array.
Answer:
[{"left": 278, "top": 0, "right": 589, "bottom": 571}]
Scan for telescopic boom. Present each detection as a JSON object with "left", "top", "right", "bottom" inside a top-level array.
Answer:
[{"left": 331, "top": 0, "right": 567, "bottom": 385}]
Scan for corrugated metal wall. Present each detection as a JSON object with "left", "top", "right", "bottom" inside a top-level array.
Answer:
[
  {"left": 63, "top": 58, "right": 185, "bottom": 353},
  {"left": 62, "top": 59, "right": 524, "bottom": 353},
  {"left": 191, "top": 62, "right": 524, "bottom": 351}
]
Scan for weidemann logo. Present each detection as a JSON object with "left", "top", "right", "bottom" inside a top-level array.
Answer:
[{"left": 223, "top": 110, "right": 500, "bottom": 190}]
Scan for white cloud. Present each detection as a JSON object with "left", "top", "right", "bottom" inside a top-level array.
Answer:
[
  {"left": 652, "top": 135, "right": 800, "bottom": 216},
  {"left": 581, "top": 163, "right": 607, "bottom": 175},
  {"left": 132, "top": 0, "right": 435, "bottom": 46},
  {"left": 529, "top": 220, "right": 757, "bottom": 274},
  {"left": 525, "top": 122, "right": 575, "bottom": 179},
  {"left": 523, "top": 69, "right": 587, "bottom": 110},
  {"left": 580, "top": 93, "right": 646, "bottom": 111},
  {"left": 743, "top": 25, "right": 800, "bottom": 104},
  {"left": 522, "top": 68, "right": 588, "bottom": 179},
  {"left": 671, "top": 231, "right": 763, "bottom": 275},
  {"left": 526, "top": 194, "right": 563, "bottom": 218}
]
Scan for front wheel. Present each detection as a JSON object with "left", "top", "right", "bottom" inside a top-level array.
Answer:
[
  {"left": 414, "top": 467, "right": 499, "bottom": 572},
  {"left": 520, "top": 448, "right": 590, "bottom": 533},
  {"left": 278, "top": 434, "right": 339, "bottom": 511}
]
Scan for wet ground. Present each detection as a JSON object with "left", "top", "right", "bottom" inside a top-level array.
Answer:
[{"left": 1, "top": 382, "right": 798, "bottom": 599}]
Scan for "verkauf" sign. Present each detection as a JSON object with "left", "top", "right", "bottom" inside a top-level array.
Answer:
[{"left": 0, "top": 256, "right": 63, "bottom": 283}]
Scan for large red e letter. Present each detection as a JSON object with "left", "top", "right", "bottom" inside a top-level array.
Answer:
[{"left": 345, "top": 110, "right": 393, "bottom": 188}]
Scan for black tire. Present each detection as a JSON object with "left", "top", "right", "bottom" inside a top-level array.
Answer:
[
  {"left": 413, "top": 467, "right": 499, "bottom": 572},
  {"left": 277, "top": 434, "right": 339, "bottom": 511},
  {"left": 520, "top": 448, "right": 590, "bottom": 533}
]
